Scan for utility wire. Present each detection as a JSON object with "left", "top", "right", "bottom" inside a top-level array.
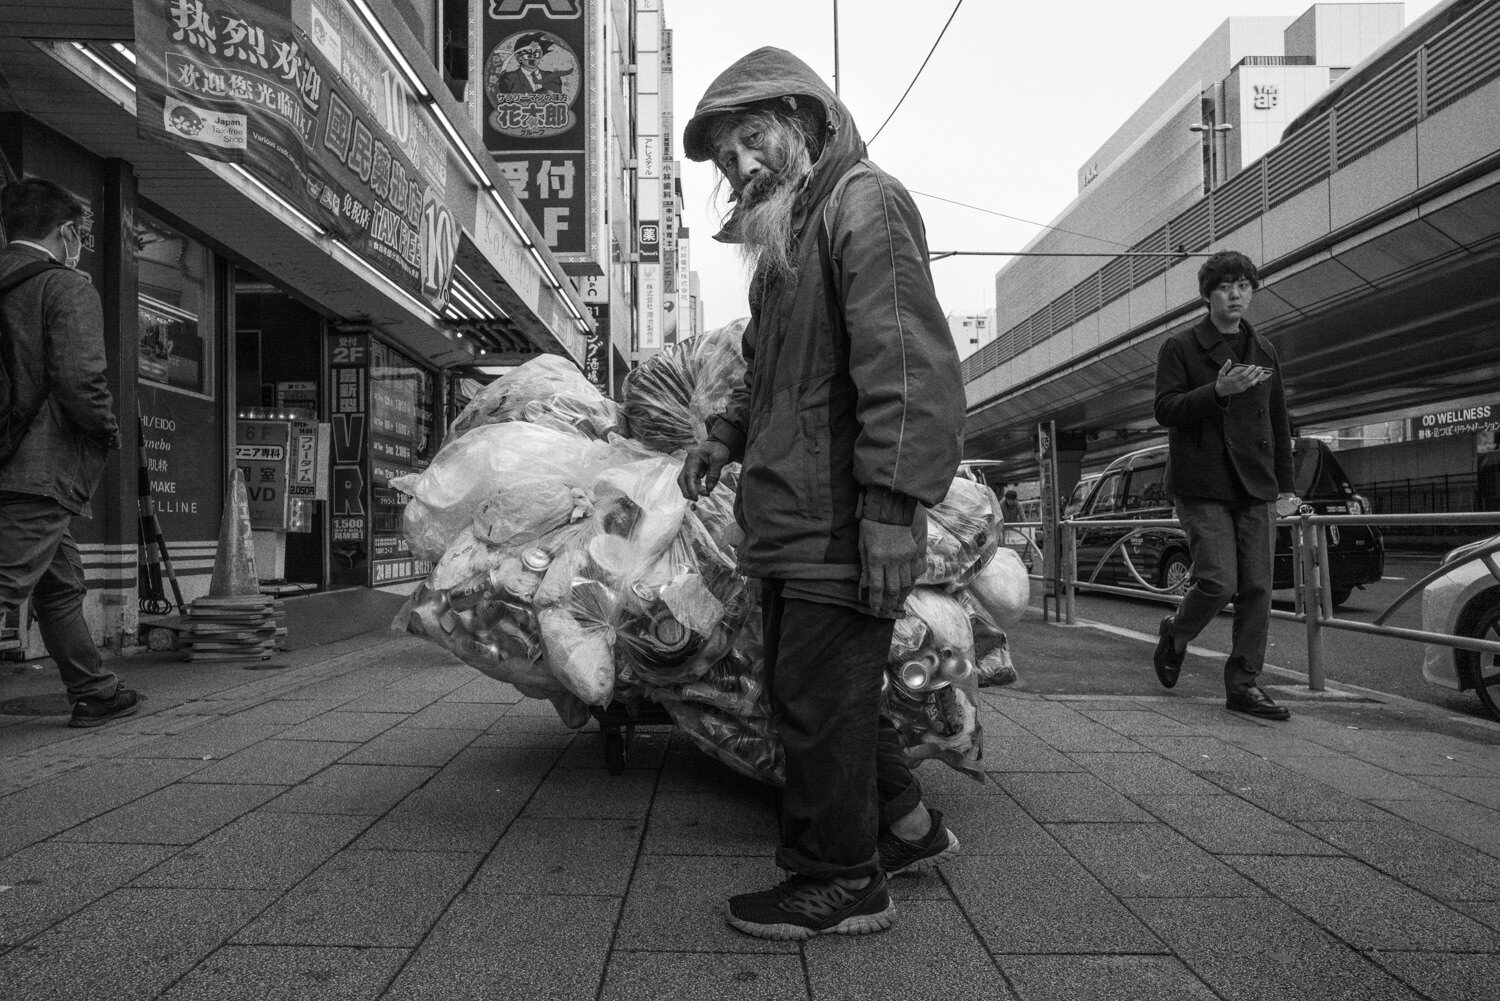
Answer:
[
  {"left": 867, "top": 0, "right": 966, "bottom": 145},
  {"left": 909, "top": 189, "right": 1136, "bottom": 250}
]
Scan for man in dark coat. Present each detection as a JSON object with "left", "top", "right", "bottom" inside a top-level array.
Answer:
[
  {"left": 0, "top": 178, "right": 141, "bottom": 727},
  {"left": 1152, "top": 250, "right": 1298, "bottom": 720},
  {"left": 677, "top": 48, "right": 967, "bottom": 940}
]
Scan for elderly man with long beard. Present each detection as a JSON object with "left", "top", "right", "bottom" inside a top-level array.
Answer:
[{"left": 677, "top": 47, "right": 967, "bottom": 941}]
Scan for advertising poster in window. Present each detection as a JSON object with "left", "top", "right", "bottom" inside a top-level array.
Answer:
[
  {"left": 479, "top": 0, "right": 601, "bottom": 260},
  {"left": 134, "top": 211, "right": 222, "bottom": 562},
  {"left": 368, "top": 340, "right": 433, "bottom": 585},
  {"left": 132, "top": 0, "right": 459, "bottom": 311},
  {"left": 328, "top": 331, "right": 369, "bottom": 586}
]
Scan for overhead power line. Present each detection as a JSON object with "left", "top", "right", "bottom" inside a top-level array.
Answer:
[
  {"left": 867, "top": 0, "right": 966, "bottom": 145},
  {"left": 909, "top": 189, "right": 1136, "bottom": 251}
]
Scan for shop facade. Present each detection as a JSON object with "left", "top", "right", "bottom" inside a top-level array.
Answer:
[{"left": 0, "top": 0, "right": 595, "bottom": 652}]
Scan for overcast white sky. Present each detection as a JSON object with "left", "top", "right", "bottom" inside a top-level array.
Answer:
[{"left": 664, "top": 0, "right": 1440, "bottom": 332}]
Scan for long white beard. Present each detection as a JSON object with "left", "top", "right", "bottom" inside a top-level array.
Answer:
[{"left": 734, "top": 149, "right": 811, "bottom": 285}]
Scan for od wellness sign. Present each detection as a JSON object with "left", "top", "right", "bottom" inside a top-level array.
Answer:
[{"left": 133, "top": 0, "right": 459, "bottom": 311}]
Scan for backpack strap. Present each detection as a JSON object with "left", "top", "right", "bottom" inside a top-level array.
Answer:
[{"left": 0, "top": 260, "right": 66, "bottom": 298}]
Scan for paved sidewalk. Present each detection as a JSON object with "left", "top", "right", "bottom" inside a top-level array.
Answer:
[{"left": 1, "top": 608, "right": 1498, "bottom": 1001}]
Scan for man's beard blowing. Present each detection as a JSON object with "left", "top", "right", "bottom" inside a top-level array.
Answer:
[{"left": 733, "top": 148, "right": 810, "bottom": 284}]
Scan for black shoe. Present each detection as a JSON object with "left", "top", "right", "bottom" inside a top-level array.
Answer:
[
  {"left": 1226, "top": 686, "right": 1290, "bottom": 720},
  {"left": 1153, "top": 616, "right": 1183, "bottom": 688},
  {"left": 878, "top": 808, "right": 961, "bottom": 876},
  {"left": 69, "top": 688, "right": 145, "bottom": 728},
  {"left": 726, "top": 872, "right": 896, "bottom": 940}
]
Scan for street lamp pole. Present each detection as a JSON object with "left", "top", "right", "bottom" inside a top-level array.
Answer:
[
  {"left": 833, "top": 0, "right": 841, "bottom": 96},
  {"left": 1189, "top": 121, "right": 1234, "bottom": 193}
]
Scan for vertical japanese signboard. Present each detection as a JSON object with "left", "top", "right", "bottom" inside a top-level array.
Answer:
[
  {"left": 634, "top": 0, "right": 662, "bottom": 353},
  {"left": 235, "top": 420, "right": 291, "bottom": 529},
  {"left": 368, "top": 340, "right": 433, "bottom": 585},
  {"left": 328, "top": 330, "right": 369, "bottom": 587},
  {"left": 480, "top": 0, "right": 602, "bottom": 260},
  {"left": 133, "top": 0, "right": 459, "bottom": 311},
  {"left": 577, "top": 271, "right": 609, "bottom": 393}
]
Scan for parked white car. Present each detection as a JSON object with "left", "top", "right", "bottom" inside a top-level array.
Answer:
[{"left": 1421, "top": 533, "right": 1500, "bottom": 719}]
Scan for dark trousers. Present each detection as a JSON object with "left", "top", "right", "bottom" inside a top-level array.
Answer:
[
  {"left": 761, "top": 581, "right": 922, "bottom": 881},
  {"left": 1170, "top": 496, "right": 1274, "bottom": 694},
  {"left": 0, "top": 492, "right": 117, "bottom": 703}
]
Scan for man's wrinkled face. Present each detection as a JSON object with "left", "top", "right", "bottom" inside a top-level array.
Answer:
[{"left": 712, "top": 118, "right": 794, "bottom": 204}]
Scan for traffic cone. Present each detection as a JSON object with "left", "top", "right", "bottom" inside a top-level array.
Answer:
[
  {"left": 207, "top": 468, "right": 260, "bottom": 598},
  {"left": 183, "top": 469, "right": 283, "bottom": 662}
]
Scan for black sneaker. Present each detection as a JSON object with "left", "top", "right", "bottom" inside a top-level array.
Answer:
[
  {"left": 69, "top": 688, "right": 145, "bottom": 728},
  {"left": 726, "top": 872, "right": 895, "bottom": 940},
  {"left": 878, "top": 808, "right": 961, "bottom": 876}
]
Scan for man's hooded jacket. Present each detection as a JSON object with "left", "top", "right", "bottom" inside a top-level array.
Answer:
[{"left": 684, "top": 47, "right": 965, "bottom": 582}]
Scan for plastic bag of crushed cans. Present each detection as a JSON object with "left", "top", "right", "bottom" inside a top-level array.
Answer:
[{"left": 393, "top": 325, "right": 1029, "bottom": 785}]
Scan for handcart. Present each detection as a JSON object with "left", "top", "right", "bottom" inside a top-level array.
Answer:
[{"left": 590, "top": 697, "right": 674, "bottom": 775}]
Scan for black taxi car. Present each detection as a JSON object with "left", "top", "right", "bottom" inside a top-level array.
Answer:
[{"left": 1070, "top": 438, "right": 1384, "bottom": 608}]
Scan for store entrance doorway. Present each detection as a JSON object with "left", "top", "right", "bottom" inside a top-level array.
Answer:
[{"left": 234, "top": 271, "right": 327, "bottom": 592}]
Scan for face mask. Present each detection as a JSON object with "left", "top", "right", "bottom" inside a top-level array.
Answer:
[{"left": 62, "top": 224, "right": 81, "bottom": 269}]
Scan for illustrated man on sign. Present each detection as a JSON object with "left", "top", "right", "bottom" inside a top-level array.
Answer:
[
  {"left": 495, "top": 33, "right": 572, "bottom": 94},
  {"left": 1152, "top": 250, "right": 1299, "bottom": 720},
  {"left": 677, "top": 47, "right": 967, "bottom": 940}
]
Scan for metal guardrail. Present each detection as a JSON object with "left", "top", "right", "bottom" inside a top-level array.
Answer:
[{"left": 1019, "top": 511, "right": 1500, "bottom": 696}]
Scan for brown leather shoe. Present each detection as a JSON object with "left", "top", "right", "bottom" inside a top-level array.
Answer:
[
  {"left": 1225, "top": 686, "right": 1290, "bottom": 720},
  {"left": 1153, "top": 616, "right": 1183, "bottom": 688}
]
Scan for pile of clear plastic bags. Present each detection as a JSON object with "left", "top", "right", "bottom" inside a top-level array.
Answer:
[
  {"left": 620, "top": 318, "right": 749, "bottom": 453},
  {"left": 393, "top": 328, "right": 1029, "bottom": 786}
]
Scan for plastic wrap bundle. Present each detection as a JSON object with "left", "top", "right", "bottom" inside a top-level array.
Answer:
[
  {"left": 530, "top": 455, "right": 752, "bottom": 707},
  {"left": 449, "top": 354, "right": 622, "bottom": 441},
  {"left": 918, "top": 477, "right": 1002, "bottom": 589},
  {"left": 685, "top": 463, "right": 745, "bottom": 555},
  {"left": 961, "top": 547, "right": 1029, "bottom": 686},
  {"left": 391, "top": 522, "right": 575, "bottom": 703},
  {"left": 652, "top": 595, "right": 784, "bottom": 785},
  {"left": 391, "top": 422, "right": 626, "bottom": 562},
  {"left": 619, "top": 318, "right": 749, "bottom": 453},
  {"left": 884, "top": 587, "right": 984, "bottom": 779}
]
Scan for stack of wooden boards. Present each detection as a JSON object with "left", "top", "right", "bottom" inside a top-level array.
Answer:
[{"left": 182, "top": 594, "right": 287, "bottom": 662}]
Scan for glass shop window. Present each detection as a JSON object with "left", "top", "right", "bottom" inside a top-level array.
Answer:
[{"left": 135, "top": 211, "right": 214, "bottom": 399}]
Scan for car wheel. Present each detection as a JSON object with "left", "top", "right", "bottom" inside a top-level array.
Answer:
[
  {"left": 1463, "top": 595, "right": 1500, "bottom": 721},
  {"left": 1329, "top": 585, "right": 1352, "bottom": 609},
  {"left": 1159, "top": 551, "right": 1191, "bottom": 595}
]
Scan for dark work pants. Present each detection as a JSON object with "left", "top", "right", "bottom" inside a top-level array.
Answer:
[
  {"left": 1169, "top": 496, "right": 1274, "bottom": 695},
  {"left": 0, "top": 493, "right": 117, "bottom": 703},
  {"left": 761, "top": 581, "right": 923, "bottom": 881}
]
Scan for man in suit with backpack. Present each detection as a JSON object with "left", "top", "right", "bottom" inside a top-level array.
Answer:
[
  {"left": 0, "top": 178, "right": 143, "bottom": 727},
  {"left": 675, "top": 49, "right": 966, "bottom": 940}
]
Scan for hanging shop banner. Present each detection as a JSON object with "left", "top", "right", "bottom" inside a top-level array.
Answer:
[
  {"left": 480, "top": 0, "right": 601, "bottom": 259},
  {"left": 368, "top": 340, "right": 434, "bottom": 586},
  {"left": 133, "top": 0, "right": 459, "bottom": 311}
]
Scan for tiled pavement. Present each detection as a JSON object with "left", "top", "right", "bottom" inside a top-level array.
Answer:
[{"left": 2, "top": 612, "right": 1499, "bottom": 1000}]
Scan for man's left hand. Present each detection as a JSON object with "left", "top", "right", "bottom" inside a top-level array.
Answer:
[{"left": 860, "top": 516, "right": 926, "bottom": 616}]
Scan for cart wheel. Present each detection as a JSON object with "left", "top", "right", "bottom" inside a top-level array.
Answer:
[{"left": 601, "top": 725, "right": 627, "bottom": 775}]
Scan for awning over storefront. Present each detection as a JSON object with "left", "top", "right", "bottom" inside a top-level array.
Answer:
[{"left": 0, "top": 0, "right": 591, "bottom": 371}]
